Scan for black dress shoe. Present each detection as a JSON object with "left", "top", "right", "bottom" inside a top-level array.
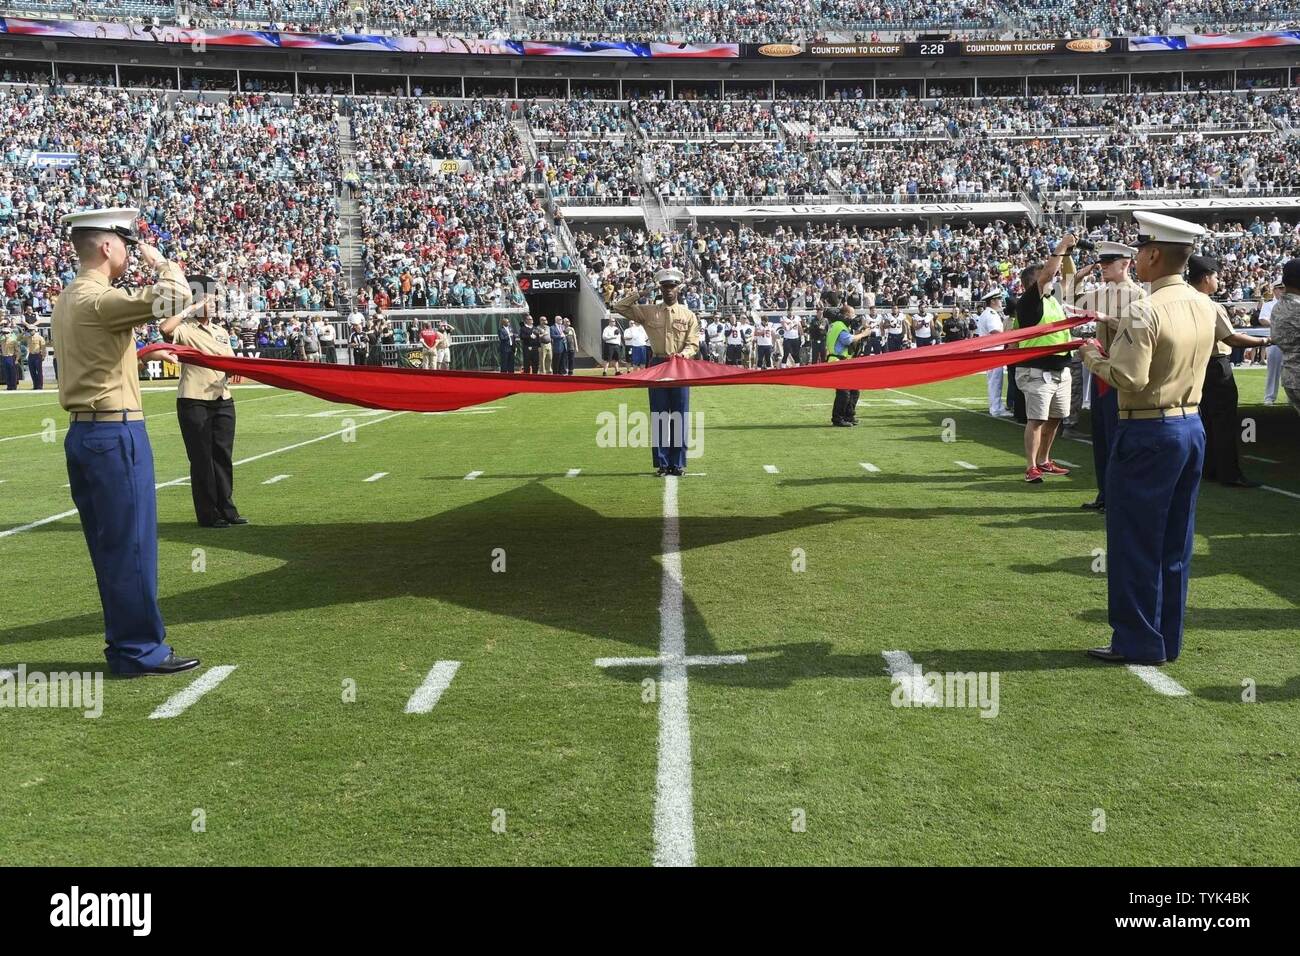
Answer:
[
  {"left": 116, "top": 653, "right": 202, "bottom": 678},
  {"left": 1081, "top": 499, "right": 1105, "bottom": 511},
  {"left": 846, "top": 419, "right": 860, "bottom": 426},
  {"left": 226, "top": 516, "right": 249, "bottom": 525},
  {"left": 669, "top": 466, "right": 684, "bottom": 477},
  {"left": 1087, "top": 647, "right": 1166, "bottom": 666},
  {"left": 831, "top": 420, "right": 852, "bottom": 427},
  {"left": 656, "top": 466, "right": 669, "bottom": 477},
  {"left": 1221, "top": 477, "right": 1262, "bottom": 488},
  {"left": 202, "top": 519, "right": 231, "bottom": 528}
]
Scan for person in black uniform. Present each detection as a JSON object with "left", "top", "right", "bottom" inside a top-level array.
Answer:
[
  {"left": 1188, "top": 255, "right": 1269, "bottom": 488},
  {"left": 807, "top": 310, "right": 828, "bottom": 364},
  {"left": 349, "top": 319, "right": 370, "bottom": 365}
]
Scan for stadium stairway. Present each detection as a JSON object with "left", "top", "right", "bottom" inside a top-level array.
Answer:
[{"left": 334, "top": 110, "right": 367, "bottom": 298}]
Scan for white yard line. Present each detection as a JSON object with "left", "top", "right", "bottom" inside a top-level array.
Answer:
[
  {"left": 595, "top": 654, "right": 747, "bottom": 668},
  {"left": 859, "top": 462, "right": 881, "bottom": 473},
  {"left": 1125, "top": 665, "right": 1190, "bottom": 698},
  {"left": 593, "top": 475, "right": 743, "bottom": 867},
  {"left": 261, "top": 474, "right": 291, "bottom": 485},
  {"left": 1261, "top": 485, "right": 1300, "bottom": 501},
  {"left": 954, "top": 460, "right": 979, "bottom": 471},
  {"left": 404, "top": 661, "right": 462, "bottom": 714},
  {"left": 1245, "top": 455, "right": 1279, "bottom": 464},
  {"left": 464, "top": 470, "right": 484, "bottom": 480},
  {"left": 0, "top": 412, "right": 406, "bottom": 541},
  {"left": 363, "top": 472, "right": 389, "bottom": 482},
  {"left": 881, "top": 650, "right": 940, "bottom": 706},
  {"left": 566, "top": 468, "right": 582, "bottom": 478},
  {"left": 148, "top": 665, "right": 238, "bottom": 719},
  {"left": 763, "top": 464, "right": 779, "bottom": 474},
  {"left": 1054, "top": 459, "right": 1081, "bottom": 469},
  {"left": 653, "top": 475, "right": 694, "bottom": 867}
]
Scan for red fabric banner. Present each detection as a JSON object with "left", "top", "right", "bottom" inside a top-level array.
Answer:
[{"left": 140, "top": 315, "right": 1089, "bottom": 413}]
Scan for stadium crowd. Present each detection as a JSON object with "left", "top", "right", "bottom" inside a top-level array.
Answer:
[
  {"left": 631, "top": 99, "right": 784, "bottom": 138},
  {"left": 350, "top": 98, "right": 542, "bottom": 309},
  {"left": 6, "top": 0, "right": 1297, "bottom": 40},
  {"left": 571, "top": 217, "right": 1297, "bottom": 321}
]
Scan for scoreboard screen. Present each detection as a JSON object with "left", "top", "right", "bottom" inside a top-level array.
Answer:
[{"left": 752, "top": 38, "right": 1120, "bottom": 59}]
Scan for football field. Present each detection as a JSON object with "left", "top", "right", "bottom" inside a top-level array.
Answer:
[{"left": 1, "top": 370, "right": 1297, "bottom": 866}]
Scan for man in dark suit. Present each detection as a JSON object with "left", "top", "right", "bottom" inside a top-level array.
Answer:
[
  {"left": 519, "top": 315, "right": 542, "bottom": 374},
  {"left": 498, "top": 317, "right": 516, "bottom": 373},
  {"left": 549, "top": 316, "right": 569, "bottom": 375}
]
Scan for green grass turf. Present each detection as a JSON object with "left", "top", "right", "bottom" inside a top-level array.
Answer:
[{"left": 0, "top": 367, "right": 1296, "bottom": 865}]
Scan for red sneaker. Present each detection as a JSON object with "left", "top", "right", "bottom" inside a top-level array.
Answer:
[
  {"left": 1038, "top": 460, "right": 1070, "bottom": 476},
  {"left": 1025, "top": 465, "right": 1044, "bottom": 483}
]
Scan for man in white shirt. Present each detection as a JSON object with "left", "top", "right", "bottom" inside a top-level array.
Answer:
[
  {"left": 884, "top": 309, "right": 908, "bottom": 352},
  {"left": 738, "top": 315, "right": 755, "bottom": 368},
  {"left": 781, "top": 314, "right": 803, "bottom": 366},
  {"left": 913, "top": 310, "right": 936, "bottom": 347},
  {"left": 623, "top": 318, "right": 650, "bottom": 369},
  {"left": 976, "top": 289, "right": 1010, "bottom": 416},
  {"left": 316, "top": 317, "right": 336, "bottom": 362},
  {"left": 601, "top": 318, "right": 624, "bottom": 375},
  {"left": 1261, "top": 280, "right": 1284, "bottom": 403},
  {"left": 754, "top": 317, "right": 775, "bottom": 369},
  {"left": 706, "top": 316, "right": 727, "bottom": 363},
  {"left": 725, "top": 320, "right": 744, "bottom": 366}
]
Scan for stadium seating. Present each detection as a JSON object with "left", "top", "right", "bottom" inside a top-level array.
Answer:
[
  {"left": 1, "top": 84, "right": 1295, "bottom": 322},
  {"left": 0, "top": 0, "right": 1295, "bottom": 38}
]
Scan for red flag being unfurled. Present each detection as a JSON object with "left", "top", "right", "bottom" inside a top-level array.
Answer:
[{"left": 140, "top": 315, "right": 1089, "bottom": 414}]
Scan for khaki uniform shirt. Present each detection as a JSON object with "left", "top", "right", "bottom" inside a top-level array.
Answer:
[
  {"left": 1211, "top": 302, "right": 1234, "bottom": 358},
  {"left": 171, "top": 320, "right": 234, "bottom": 401},
  {"left": 25, "top": 331, "right": 45, "bottom": 357},
  {"left": 0, "top": 332, "right": 18, "bottom": 357},
  {"left": 1074, "top": 276, "right": 1146, "bottom": 352},
  {"left": 611, "top": 292, "right": 700, "bottom": 358},
  {"left": 52, "top": 263, "right": 191, "bottom": 413},
  {"left": 1082, "top": 275, "right": 1217, "bottom": 412}
]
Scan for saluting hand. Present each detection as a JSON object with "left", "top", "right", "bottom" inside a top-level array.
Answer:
[{"left": 137, "top": 244, "right": 165, "bottom": 270}]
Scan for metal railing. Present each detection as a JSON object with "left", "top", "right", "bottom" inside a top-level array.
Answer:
[{"left": 1044, "top": 185, "right": 1300, "bottom": 201}]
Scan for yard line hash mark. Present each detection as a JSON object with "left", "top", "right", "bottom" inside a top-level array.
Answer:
[
  {"left": 881, "top": 650, "right": 940, "bottom": 706},
  {"left": 0, "top": 413, "right": 407, "bottom": 541},
  {"left": 404, "top": 661, "right": 462, "bottom": 714},
  {"left": 1125, "top": 665, "right": 1190, "bottom": 698},
  {"left": 148, "top": 665, "right": 238, "bottom": 719}
]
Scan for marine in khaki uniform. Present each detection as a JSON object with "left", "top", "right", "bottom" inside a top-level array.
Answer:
[
  {"left": 23, "top": 323, "right": 46, "bottom": 390},
  {"left": 1072, "top": 241, "right": 1144, "bottom": 513},
  {"left": 0, "top": 322, "right": 19, "bottom": 390},
  {"left": 159, "top": 275, "right": 248, "bottom": 529},
  {"left": 612, "top": 267, "right": 700, "bottom": 476},
  {"left": 54, "top": 207, "right": 200, "bottom": 677},
  {"left": 1079, "top": 211, "right": 1218, "bottom": 666}
]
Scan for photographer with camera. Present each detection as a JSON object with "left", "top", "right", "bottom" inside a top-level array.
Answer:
[
  {"left": 1013, "top": 233, "right": 1079, "bottom": 483},
  {"left": 825, "top": 295, "right": 872, "bottom": 428}
]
